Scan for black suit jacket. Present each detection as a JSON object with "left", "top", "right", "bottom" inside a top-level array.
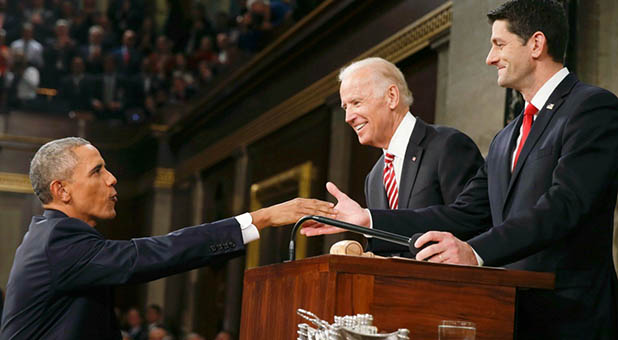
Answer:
[
  {"left": 0, "top": 209, "right": 244, "bottom": 340},
  {"left": 365, "top": 118, "right": 484, "bottom": 254},
  {"left": 369, "top": 74, "right": 618, "bottom": 339}
]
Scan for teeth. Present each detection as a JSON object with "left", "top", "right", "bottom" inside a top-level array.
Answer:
[{"left": 355, "top": 123, "right": 367, "bottom": 131}]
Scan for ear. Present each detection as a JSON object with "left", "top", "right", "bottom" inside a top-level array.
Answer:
[
  {"left": 529, "top": 31, "right": 546, "bottom": 59},
  {"left": 49, "top": 180, "right": 71, "bottom": 204},
  {"left": 386, "top": 84, "right": 400, "bottom": 110}
]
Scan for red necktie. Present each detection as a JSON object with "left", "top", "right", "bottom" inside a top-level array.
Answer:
[
  {"left": 383, "top": 152, "right": 399, "bottom": 209},
  {"left": 512, "top": 103, "right": 539, "bottom": 171}
]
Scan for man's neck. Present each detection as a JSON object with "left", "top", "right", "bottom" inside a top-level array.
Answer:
[
  {"left": 43, "top": 203, "right": 96, "bottom": 227},
  {"left": 519, "top": 61, "right": 564, "bottom": 102},
  {"left": 383, "top": 109, "right": 407, "bottom": 150}
]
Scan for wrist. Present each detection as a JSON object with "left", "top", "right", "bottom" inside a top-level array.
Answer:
[{"left": 250, "top": 207, "right": 270, "bottom": 230}]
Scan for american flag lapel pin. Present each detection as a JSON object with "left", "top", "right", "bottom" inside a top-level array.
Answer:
[
  {"left": 412, "top": 156, "right": 417, "bottom": 162},
  {"left": 546, "top": 103, "right": 554, "bottom": 110}
]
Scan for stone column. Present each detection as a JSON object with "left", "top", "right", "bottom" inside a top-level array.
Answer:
[
  {"left": 222, "top": 147, "right": 249, "bottom": 334},
  {"left": 444, "top": 0, "right": 506, "bottom": 155},
  {"left": 576, "top": 0, "right": 618, "bottom": 276},
  {"left": 144, "top": 131, "right": 176, "bottom": 309},
  {"left": 431, "top": 33, "right": 450, "bottom": 126},
  {"left": 323, "top": 94, "right": 354, "bottom": 252}
]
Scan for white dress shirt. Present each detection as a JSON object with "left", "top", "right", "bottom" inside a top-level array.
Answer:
[
  {"left": 366, "top": 112, "right": 416, "bottom": 236},
  {"left": 511, "top": 67, "right": 569, "bottom": 170},
  {"left": 384, "top": 112, "right": 417, "bottom": 187},
  {"left": 235, "top": 213, "right": 260, "bottom": 244}
]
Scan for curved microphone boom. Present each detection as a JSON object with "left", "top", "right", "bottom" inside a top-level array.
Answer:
[{"left": 289, "top": 215, "right": 416, "bottom": 261}]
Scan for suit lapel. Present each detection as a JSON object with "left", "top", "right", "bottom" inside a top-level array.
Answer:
[
  {"left": 369, "top": 154, "right": 389, "bottom": 209},
  {"left": 398, "top": 119, "right": 426, "bottom": 208},
  {"left": 505, "top": 74, "right": 578, "bottom": 203},
  {"left": 494, "top": 116, "right": 520, "bottom": 218}
]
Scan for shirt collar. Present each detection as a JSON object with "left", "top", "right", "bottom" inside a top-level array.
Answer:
[
  {"left": 384, "top": 112, "right": 416, "bottom": 159},
  {"left": 529, "top": 67, "right": 569, "bottom": 111}
]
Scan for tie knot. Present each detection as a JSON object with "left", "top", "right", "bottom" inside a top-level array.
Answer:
[
  {"left": 384, "top": 153, "right": 395, "bottom": 164},
  {"left": 524, "top": 103, "right": 538, "bottom": 116}
]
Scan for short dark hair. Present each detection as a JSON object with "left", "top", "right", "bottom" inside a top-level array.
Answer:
[{"left": 487, "top": 0, "right": 567, "bottom": 63}]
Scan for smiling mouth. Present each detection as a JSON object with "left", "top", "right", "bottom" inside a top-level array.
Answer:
[
  {"left": 355, "top": 123, "right": 367, "bottom": 132},
  {"left": 111, "top": 194, "right": 118, "bottom": 202}
]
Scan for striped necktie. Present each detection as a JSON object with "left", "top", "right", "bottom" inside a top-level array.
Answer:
[{"left": 383, "top": 152, "right": 399, "bottom": 209}]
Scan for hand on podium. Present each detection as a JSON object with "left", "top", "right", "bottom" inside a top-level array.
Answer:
[
  {"left": 414, "top": 231, "right": 479, "bottom": 265},
  {"left": 249, "top": 198, "right": 336, "bottom": 230},
  {"left": 301, "top": 182, "right": 371, "bottom": 236}
]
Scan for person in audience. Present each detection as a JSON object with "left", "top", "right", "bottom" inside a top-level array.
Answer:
[
  {"left": 24, "top": 0, "right": 56, "bottom": 43},
  {"left": 112, "top": 29, "right": 141, "bottom": 75},
  {"left": 145, "top": 304, "right": 165, "bottom": 331},
  {"left": 42, "top": 19, "right": 76, "bottom": 88},
  {"left": 190, "top": 36, "right": 216, "bottom": 70},
  {"left": 58, "top": 56, "right": 95, "bottom": 112},
  {"left": 4, "top": 51, "right": 39, "bottom": 108},
  {"left": 125, "top": 307, "right": 147, "bottom": 340},
  {"left": 10, "top": 22, "right": 44, "bottom": 69},
  {"left": 92, "top": 54, "right": 128, "bottom": 120},
  {"left": 148, "top": 327, "right": 169, "bottom": 340},
  {"left": 213, "top": 330, "right": 233, "bottom": 340},
  {"left": 185, "top": 332, "right": 205, "bottom": 340},
  {"left": 79, "top": 25, "right": 106, "bottom": 74}
]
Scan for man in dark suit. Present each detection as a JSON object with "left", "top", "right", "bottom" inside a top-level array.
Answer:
[
  {"left": 0, "top": 137, "right": 334, "bottom": 340},
  {"left": 303, "top": 0, "right": 618, "bottom": 338},
  {"left": 338, "top": 57, "right": 483, "bottom": 256},
  {"left": 57, "top": 56, "right": 96, "bottom": 112}
]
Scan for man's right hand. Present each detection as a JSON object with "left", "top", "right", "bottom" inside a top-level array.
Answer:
[
  {"left": 300, "top": 182, "right": 371, "bottom": 236},
  {"left": 249, "top": 198, "right": 336, "bottom": 230}
]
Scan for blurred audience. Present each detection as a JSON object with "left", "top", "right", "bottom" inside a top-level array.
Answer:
[{"left": 0, "top": 0, "right": 322, "bottom": 121}]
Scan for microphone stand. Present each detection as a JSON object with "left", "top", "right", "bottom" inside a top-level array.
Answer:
[{"left": 289, "top": 215, "right": 416, "bottom": 261}]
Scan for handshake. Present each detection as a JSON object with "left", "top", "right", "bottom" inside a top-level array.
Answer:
[{"left": 256, "top": 182, "right": 478, "bottom": 266}]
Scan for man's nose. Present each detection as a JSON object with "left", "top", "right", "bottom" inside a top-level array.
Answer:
[{"left": 486, "top": 46, "right": 498, "bottom": 65}]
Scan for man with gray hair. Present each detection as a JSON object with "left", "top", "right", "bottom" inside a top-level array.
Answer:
[
  {"left": 0, "top": 137, "right": 335, "bottom": 340},
  {"left": 336, "top": 57, "right": 483, "bottom": 256}
]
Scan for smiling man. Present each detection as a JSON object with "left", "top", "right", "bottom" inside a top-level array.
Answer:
[
  {"left": 304, "top": 0, "right": 618, "bottom": 337},
  {"left": 0, "top": 137, "right": 335, "bottom": 340},
  {"left": 338, "top": 57, "right": 483, "bottom": 256}
]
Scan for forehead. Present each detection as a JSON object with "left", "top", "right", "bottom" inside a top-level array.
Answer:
[
  {"left": 491, "top": 20, "right": 515, "bottom": 40},
  {"left": 72, "top": 144, "right": 103, "bottom": 168},
  {"left": 339, "top": 69, "right": 374, "bottom": 97}
]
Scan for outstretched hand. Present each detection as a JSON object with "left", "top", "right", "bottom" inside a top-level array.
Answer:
[
  {"left": 250, "top": 198, "right": 336, "bottom": 230},
  {"left": 300, "top": 182, "right": 371, "bottom": 236}
]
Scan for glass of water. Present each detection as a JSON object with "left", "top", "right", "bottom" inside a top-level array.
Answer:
[{"left": 438, "top": 320, "right": 476, "bottom": 340}]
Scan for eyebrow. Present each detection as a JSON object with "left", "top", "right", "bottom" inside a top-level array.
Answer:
[{"left": 89, "top": 163, "right": 103, "bottom": 175}]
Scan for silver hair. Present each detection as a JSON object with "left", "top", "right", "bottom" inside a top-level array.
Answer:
[
  {"left": 338, "top": 57, "right": 414, "bottom": 107},
  {"left": 29, "top": 137, "right": 91, "bottom": 204}
]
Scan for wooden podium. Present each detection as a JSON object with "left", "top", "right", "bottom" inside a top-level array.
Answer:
[{"left": 239, "top": 255, "right": 554, "bottom": 340}]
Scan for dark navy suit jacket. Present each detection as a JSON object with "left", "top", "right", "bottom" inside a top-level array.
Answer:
[
  {"left": 364, "top": 118, "right": 484, "bottom": 255},
  {"left": 369, "top": 74, "right": 618, "bottom": 339},
  {"left": 0, "top": 209, "right": 244, "bottom": 340}
]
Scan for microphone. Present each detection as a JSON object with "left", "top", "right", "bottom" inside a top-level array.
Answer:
[{"left": 288, "top": 215, "right": 431, "bottom": 261}]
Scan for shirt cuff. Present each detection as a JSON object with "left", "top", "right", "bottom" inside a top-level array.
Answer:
[
  {"left": 471, "top": 246, "right": 484, "bottom": 266},
  {"left": 235, "top": 212, "right": 260, "bottom": 244},
  {"left": 364, "top": 209, "right": 373, "bottom": 238}
]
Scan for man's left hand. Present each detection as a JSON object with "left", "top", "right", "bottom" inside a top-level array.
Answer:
[{"left": 415, "top": 231, "right": 478, "bottom": 265}]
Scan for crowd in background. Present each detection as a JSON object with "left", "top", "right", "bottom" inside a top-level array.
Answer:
[
  {"left": 118, "top": 304, "right": 232, "bottom": 340},
  {"left": 0, "top": 0, "right": 321, "bottom": 122}
]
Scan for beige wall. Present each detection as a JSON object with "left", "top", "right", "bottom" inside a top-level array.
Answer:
[
  {"left": 439, "top": 0, "right": 506, "bottom": 155},
  {"left": 576, "top": 0, "right": 618, "bottom": 276}
]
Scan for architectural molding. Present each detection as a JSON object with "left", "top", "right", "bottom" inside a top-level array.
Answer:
[
  {"left": 0, "top": 172, "right": 33, "bottom": 194},
  {"left": 176, "top": 2, "right": 453, "bottom": 181}
]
